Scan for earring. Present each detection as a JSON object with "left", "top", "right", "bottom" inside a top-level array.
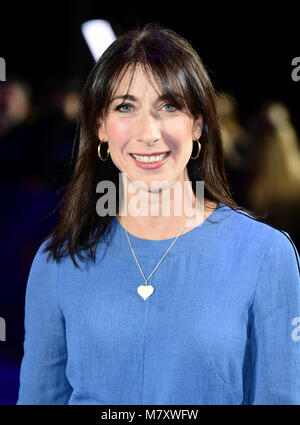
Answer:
[
  {"left": 191, "top": 139, "right": 201, "bottom": 160},
  {"left": 98, "top": 140, "right": 110, "bottom": 161}
]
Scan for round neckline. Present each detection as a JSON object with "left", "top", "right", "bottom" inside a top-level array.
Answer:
[{"left": 113, "top": 201, "right": 226, "bottom": 244}]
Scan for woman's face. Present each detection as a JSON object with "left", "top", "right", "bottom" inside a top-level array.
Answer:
[{"left": 98, "top": 65, "right": 203, "bottom": 193}]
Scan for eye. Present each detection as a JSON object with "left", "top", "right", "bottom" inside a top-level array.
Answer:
[
  {"left": 115, "top": 103, "right": 133, "bottom": 113},
  {"left": 114, "top": 103, "right": 178, "bottom": 113},
  {"left": 162, "top": 104, "right": 177, "bottom": 112}
]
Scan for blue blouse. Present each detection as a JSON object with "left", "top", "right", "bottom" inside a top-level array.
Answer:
[{"left": 17, "top": 202, "right": 300, "bottom": 405}]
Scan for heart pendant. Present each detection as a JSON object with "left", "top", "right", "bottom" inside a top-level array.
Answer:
[{"left": 137, "top": 284, "right": 154, "bottom": 300}]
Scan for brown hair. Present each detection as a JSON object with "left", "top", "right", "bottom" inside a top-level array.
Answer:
[{"left": 42, "top": 22, "right": 260, "bottom": 268}]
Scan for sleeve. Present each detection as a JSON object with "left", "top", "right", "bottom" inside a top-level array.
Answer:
[
  {"left": 245, "top": 231, "right": 300, "bottom": 404},
  {"left": 17, "top": 241, "right": 73, "bottom": 404}
]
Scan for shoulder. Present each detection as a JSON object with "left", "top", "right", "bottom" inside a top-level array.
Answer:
[
  {"left": 215, "top": 204, "right": 299, "bottom": 273},
  {"left": 223, "top": 207, "right": 299, "bottom": 279},
  {"left": 222, "top": 205, "right": 295, "bottom": 251},
  {"left": 27, "top": 239, "right": 59, "bottom": 286},
  {"left": 32, "top": 238, "right": 57, "bottom": 265},
  {"left": 23, "top": 239, "right": 62, "bottom": 312}
]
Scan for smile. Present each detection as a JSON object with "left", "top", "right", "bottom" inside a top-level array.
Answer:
[
  {"left": 129, "top": 151, "right": 171, "bottom": 169},
  {"left": 131, "top": 152, "right": 169, "bottom": 162}
]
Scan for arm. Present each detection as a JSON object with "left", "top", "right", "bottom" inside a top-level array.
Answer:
[
  {"left": 17, "top": 241, "right": 73, "bottom": 404},
  {"left": 244, "top": 231, "right": 300, "bottom": 404}
]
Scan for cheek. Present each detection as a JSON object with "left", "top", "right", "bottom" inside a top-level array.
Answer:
[
  {"left": 165, "top": 119, "right": 193, "bottom": 152},
  {"left": 108, "top": 119, "right": 131, "bottom": 145},
  {"left": 167, "top": 118, "right": 191, "bottom": 138}
]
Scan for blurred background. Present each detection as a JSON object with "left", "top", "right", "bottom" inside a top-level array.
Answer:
[{"left": 0, "top": 1, "right": 300, "bottom": 404}]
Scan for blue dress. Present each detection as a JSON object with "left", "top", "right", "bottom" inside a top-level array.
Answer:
[{"left": 17, "top": 202, "right": 300, "bottom": 404}]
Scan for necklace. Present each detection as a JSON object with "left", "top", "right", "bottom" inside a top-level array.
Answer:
[{"left": 124, "top": 221, "right": 187, "bottom": 300}]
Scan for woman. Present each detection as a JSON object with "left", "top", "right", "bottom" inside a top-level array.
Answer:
[{"left": 17, "top": 23, "right": 300, "bottom": 405}]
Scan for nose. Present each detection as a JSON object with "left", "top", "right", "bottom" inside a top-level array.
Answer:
[
  {"left": 136, "top": 111, "right": 161, "bottom": 146},
  {"left": 143, "top": 138, "right": 159, "bottom": 147}
]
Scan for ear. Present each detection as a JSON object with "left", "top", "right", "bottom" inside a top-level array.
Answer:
[
  {"left": 97, "top": 117, "right": 107, "bottom": 141},
  {"left": 192, "top": 114, "right": 204, "bottom": 140}
]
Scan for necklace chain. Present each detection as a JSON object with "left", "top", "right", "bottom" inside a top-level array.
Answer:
[{"left": 124, "top": 221, "right": 187, "bottom": 285}]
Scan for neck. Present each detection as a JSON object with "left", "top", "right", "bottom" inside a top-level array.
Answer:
[{"left": 117, "top": 174, "right": 216, "bottom": 240}]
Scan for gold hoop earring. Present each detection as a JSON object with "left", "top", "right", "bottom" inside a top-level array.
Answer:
[
  {"left": 191, "top": 139, "right": 201, "bottom": 160},
  {"left": 98, "top": 140, "right": 110, "bottom": 161}
]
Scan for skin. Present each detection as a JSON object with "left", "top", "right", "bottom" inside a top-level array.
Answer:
[{"left": 98, "top": 64, "right": 218, "bottom": 240}]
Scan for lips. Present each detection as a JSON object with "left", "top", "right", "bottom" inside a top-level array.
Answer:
[
  {"left": 130, "top": 150, "right": 171, "bottom": 169},
  {"left": 129, "top": 151, "right": 170, "bottom": 156}
]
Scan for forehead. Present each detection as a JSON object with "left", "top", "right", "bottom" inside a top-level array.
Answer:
[{"left": 112, "top": 64, "right": 161, "bottom": 97}]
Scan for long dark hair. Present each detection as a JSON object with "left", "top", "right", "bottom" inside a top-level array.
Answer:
[{"left": 42, "top": 22, "right": 261, "bottom": 269}]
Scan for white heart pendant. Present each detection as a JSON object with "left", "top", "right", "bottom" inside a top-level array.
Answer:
[{"left": 137, "top": 284, "right": 154, "bottom": 300}]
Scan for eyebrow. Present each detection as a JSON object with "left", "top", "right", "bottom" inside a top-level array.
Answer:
[{"left": 111, "top": 94, "right": 171, "bottom": 103}]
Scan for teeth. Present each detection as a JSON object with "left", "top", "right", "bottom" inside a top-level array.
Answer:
[{"left": 132, "top": 153, "right": 168, "bottom": 163}]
